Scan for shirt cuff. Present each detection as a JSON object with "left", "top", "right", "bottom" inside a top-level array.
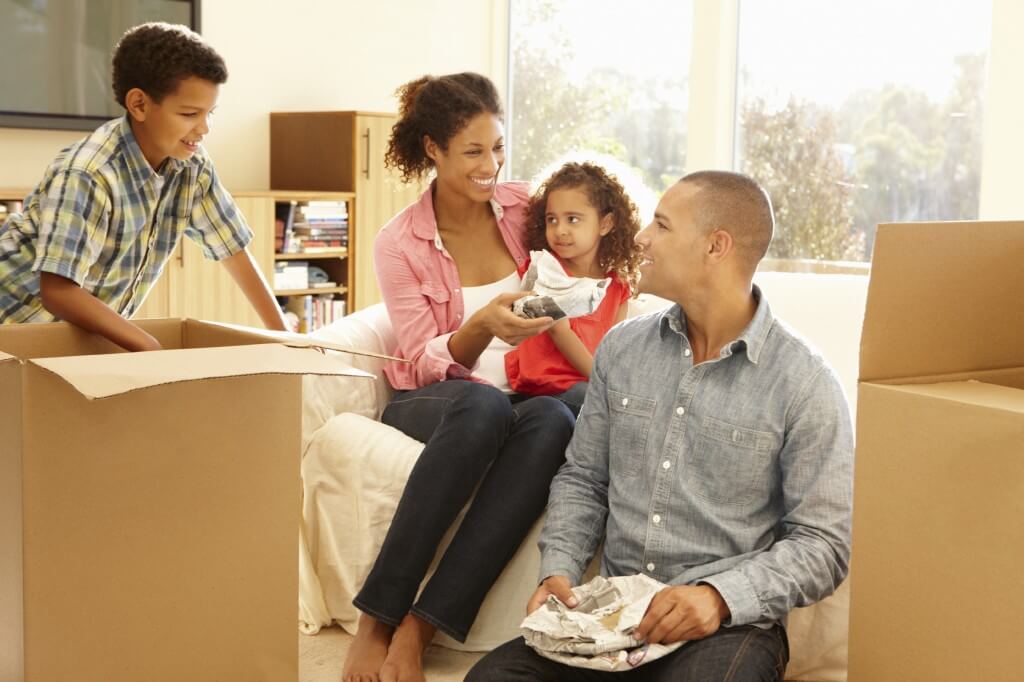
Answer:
[
  {"left": 424, "top": 332, "right": 477, "bottom": 381},
  {"left": 539, "top": 550, "right": 585, "bottom": 587},
  {"left": 699, "top": 569, "right": 764, "bottom": 627}
]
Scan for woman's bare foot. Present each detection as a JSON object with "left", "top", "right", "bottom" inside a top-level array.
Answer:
[
  {"left": 378, "top": 614, "right": 436, "bottom": 682},
  {"left": 341, "top": 613, "right": 395, "bottom": 682}
]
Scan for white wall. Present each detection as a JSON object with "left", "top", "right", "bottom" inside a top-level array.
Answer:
[
  {"left": 0, "top": 0, "right": 509, "bottom": 191},
  {"left": 979, "top": 0, "right": 1024, "bottom": 218}
]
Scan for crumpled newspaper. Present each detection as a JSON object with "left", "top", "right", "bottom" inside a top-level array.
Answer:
[
  {"left": 521, "top": 574, "right": 685, "bottom": 671},
  {"left": 512, "top": 250, "right": 610, "bottom": 320}
]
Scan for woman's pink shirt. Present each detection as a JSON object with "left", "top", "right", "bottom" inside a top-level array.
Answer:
[{"left": 373, "top": 181, "right": 531, "bottom": 389}]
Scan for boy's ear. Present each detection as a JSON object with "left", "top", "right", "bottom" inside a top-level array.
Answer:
[
  {"left": 599, "top": 212, "right": 614, "bottom": 236},
  {"left": 423, "top": 135, "right": 441, "bottom": 163},
  {"left": 124, "top": 87, "right": 149, "bottom": 122}
]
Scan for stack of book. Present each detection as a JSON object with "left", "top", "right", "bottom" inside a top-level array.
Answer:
[
  {"left": 284, "top": 294, "right": 347, "bottom": 333},
  {"left": 285, "top": 200, "right": 348, "bottom": 252}
]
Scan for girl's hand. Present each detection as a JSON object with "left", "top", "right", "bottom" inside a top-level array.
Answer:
[{"left": 475, "top": 291, "right": 554, "bottom": 345}]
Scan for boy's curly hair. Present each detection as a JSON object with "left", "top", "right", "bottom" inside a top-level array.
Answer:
[
  {"left": 526, "top": 162, "right": 643, "bottom": 294},
  {"left": 112, "top": 22, "right": 227, "bottom": 106},
  {"left": 385, "top": 73, "right": 503, "bottom": 184}
]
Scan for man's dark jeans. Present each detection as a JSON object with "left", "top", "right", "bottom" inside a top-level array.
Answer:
[
  {"left": 353, "top": 380, "right": 574, "bottom": 642},
  {"left": 467, "top": 623, "right": 789, "bottom": 681}
]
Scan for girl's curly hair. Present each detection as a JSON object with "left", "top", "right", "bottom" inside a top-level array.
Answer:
[
  {"left": 385, "top": 73, "right": 503, "bottom": 184},
  {"left": 526, "top": 162, "right": 643, "bottom": 294}
]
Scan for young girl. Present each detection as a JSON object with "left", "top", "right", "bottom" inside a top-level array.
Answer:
[{"left": 505, "top": 161, "right": 643, "bottom": 415}]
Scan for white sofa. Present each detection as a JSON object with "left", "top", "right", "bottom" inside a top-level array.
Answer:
[{"left": 297, "top": 272, "right": 869, "bottom": 681}]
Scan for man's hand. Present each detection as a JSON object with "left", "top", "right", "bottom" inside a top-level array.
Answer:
[
  {"left": 634, "top": 584, "right": 730, "bottom": 644},
  {"left": 526, "top": 575, "right": 577, "bottom": 615}
]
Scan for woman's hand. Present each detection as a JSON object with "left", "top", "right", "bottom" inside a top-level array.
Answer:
[
  {"left": 447, "top": 292, "right": 553, "bottom": 368},
  {"left": 475, "top": 291, "right": 554, "bottom": 345}
]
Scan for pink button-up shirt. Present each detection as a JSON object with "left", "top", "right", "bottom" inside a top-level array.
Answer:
[{"left": 374, "top": 181, "right": 531, "bottom": 390}]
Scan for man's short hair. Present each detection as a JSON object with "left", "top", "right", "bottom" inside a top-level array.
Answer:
[
  {"left": 679, "top": 170, "right": 774, "bottom": 272},
  {"left": 112, "top": 22, "right": 227, "bottom": 106}
]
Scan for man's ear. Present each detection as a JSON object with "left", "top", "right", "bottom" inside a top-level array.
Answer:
[
  {"left": 599, "top": 212, "right": 614, "bottom": 236},
  {"left": 124, "top": 87, "right": 149, "bottom": 122},
  {"left": 423, "top": 135, "right": 441, "bottom": 163},
  {"left": 707, "top": 229, "right": 733, "bottom": 263}
]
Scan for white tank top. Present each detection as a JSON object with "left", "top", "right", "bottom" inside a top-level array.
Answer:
[{"left": 459, "top": 271, "right": 521, "bottom": 392}]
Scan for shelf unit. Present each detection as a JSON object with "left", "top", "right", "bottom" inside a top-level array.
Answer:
[{"left": 270, "top": 110, "right": 426, "bottom": 311}]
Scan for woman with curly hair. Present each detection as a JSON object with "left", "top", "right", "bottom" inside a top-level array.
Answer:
[
  {"left": 505, "top": 162, "right": 643, "bottom": 416},
  {"left": 342, "top": 72, "right": 576, "bottom": 682}
]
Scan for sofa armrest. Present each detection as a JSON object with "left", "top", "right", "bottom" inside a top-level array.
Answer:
[{"left": 301, "top": 304, "right": 397, "bottom": 448}]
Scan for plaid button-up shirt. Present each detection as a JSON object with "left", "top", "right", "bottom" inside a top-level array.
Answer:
[{"left": 0, "top": 115, "right": 252, "bottom": 323}]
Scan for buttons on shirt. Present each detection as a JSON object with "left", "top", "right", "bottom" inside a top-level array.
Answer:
[
  {"left": 646, "top": 563, "right": 656, "bottom": 572},
  {"left": 684, "top": 348, "right": 692, "bottom": 357},
  {"left": 652, "top": 514, "right": 661, "bottom": 524},
  {"left": 621, "top": 398, "right": 629, "bottom": 407},
  {"left": 675, "top": 406, "right": 685, "bottom": 416},
  {"left": 662, "top": 460, "right": 671, "bottom": 470}
]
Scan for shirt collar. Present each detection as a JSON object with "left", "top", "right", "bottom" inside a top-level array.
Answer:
[
  {"left": 659, "top": 285, "right": 774, "bottom": 364},
  {"left": 411, "top": 179, "right": 512, "bottom": 244},
  {"left": 118, "top": 115, "right": 185, "bottom": 190}
]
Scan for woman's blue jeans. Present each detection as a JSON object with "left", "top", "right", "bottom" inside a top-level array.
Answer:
[{"left": 352, "top": 380, "right": 575, "bottom": 642}]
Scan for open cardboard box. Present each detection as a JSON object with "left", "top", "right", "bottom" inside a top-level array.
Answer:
[
  {"left": 848, "top": 221, "right": 1024, "bottom": 681},
  {"left": 0, "top": 318, "right": 374, "bottom": 682}
]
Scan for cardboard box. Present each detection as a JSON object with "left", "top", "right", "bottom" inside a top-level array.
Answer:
[
  {"left": 848, "top": 221, "right": 1024, "bottom": 681},
  {"left": 0, "top": 319, "right": 371, "bottom": 682}
]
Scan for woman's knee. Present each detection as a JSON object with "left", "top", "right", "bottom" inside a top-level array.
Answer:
[
  {"left": 451, "top": 382, "right": 514, "bottom": 426},
  {"left": 516, "top": 396, "right": 575, "bottom": 441}
]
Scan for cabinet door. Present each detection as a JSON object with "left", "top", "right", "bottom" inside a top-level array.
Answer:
[
  {"left": 176, "top": 196, "right": 275, "bottom": 326},
  {"left": 353, "top": 114, "right": 427, "bottom": 311}
]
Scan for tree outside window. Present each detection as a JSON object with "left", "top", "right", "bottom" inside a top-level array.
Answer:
[
  {"left": 736, "top": 1, "right": 990, "bottom": 263},
  {"left": 508, "top": 0, "right": 691, "bottom": 202}
]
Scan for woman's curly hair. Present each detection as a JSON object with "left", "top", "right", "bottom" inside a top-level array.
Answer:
[
  {"left": 385, "top": 73, "right": 503, "bottom": 184},
  {"left": 112, "top": 22, "right": 227, "bottom": 106},
  {"left": 526, "top": 162, "right": 643, "bottom": 294}
]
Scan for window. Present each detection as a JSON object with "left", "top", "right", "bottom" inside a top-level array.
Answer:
[
  {"left": 735, "top": 1, "right": 991, "bottom": 263},
  {"left": 508, "top": 0, "right": 692, "bottom": 208}
]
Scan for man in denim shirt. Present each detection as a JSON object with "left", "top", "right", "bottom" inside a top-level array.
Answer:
[{"left": 469, "top": 171, "right": 853, "bottom": 681}]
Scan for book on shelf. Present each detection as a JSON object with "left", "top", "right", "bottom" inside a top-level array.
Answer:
[
  {"left": 283, "top": 293, "right": 346, "bottom": 333},
  {"left": 282, "top": 200, "right": 349, "bottom": 253},
  {"left": 275, "top": 201, "right": 297, "bottom": 253}
]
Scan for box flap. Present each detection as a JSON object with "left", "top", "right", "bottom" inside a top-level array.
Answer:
[
  {"left": 0, "top": 350, "right": 16, "bottom": 364},
  {"left": 860, "top": 221, "right": 1024, "bottom": 382},
  {"left": 195, "top": 320, "right": 409, "bottom": 362},
  {"left": 29, "top": 343, "right": 373, "bottom": 400},
  {"left": 876, "top": 380, "right": 1024, "bottom": 414}
]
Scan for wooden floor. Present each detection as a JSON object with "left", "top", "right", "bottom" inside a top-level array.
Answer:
[{"left": 300, "top": 626, "right": 484, "bottom": 682}]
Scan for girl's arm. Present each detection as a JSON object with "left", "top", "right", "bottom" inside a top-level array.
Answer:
[
  {"left": 549, "top": 299, "right": 630, "bottom": 378},
  {"left": 548, "top": 319, "right": 594, "bottom": 378}
]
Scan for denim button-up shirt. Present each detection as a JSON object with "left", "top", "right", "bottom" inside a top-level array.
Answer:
[{"left": 539, "top": 287, "right": 854, "bottom": 627}]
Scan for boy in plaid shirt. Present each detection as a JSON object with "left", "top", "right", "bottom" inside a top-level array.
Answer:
[{"left": 0, "top": 22, "right": 286, "bottom": 349}]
